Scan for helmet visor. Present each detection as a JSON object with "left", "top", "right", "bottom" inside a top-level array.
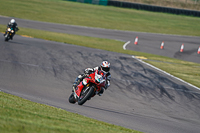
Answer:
[{"left": 102, "top": 67, "right": 110, "bottom": 72}]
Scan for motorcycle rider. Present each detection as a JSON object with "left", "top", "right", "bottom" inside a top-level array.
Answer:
[
  {"left": 72, "top": 61, "right": 111, "bottom": 96},
  {"left": 4, "top": 19, "right": 19, "bottom": 40}
]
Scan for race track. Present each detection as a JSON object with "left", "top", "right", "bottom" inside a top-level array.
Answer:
[
  {"left": 0, "top": 17, "right": 200, "bottom": 133},
  {"left": 0, "top": 16, "right": 200, "bottom": 64}
]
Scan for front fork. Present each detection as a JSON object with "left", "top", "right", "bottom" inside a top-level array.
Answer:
[{"left": 73, "top": 84, "right": 94, "bottom": 100}]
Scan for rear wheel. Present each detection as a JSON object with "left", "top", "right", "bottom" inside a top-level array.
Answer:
[
  {"left": 69, "top": 93, "right": 76, "bottom": 104},
  {"left": 78, "top": 86, "right": 94, "bottom": 105}
]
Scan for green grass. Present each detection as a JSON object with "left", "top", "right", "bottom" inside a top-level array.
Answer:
[
  {"left": 0, "top": 0, "right": 200, "bottom": 36},
  {"left": 0, "top": 91, "right": 141, "bottom": 133}
]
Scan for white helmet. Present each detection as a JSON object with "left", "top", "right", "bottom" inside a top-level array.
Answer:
[
  {"left": 100, "top": 61, "right": 110, "bottom": 73},
  {"left": 10, "top": 19, "right": 15, "bottom": 24}
]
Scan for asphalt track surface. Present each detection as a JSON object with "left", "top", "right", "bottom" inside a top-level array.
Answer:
[
  {"left": 0, "top": 16, "right": 200, "bottom": 64},
  {"left": 0, "top": 16, "right": 200, "bottom": 133}
]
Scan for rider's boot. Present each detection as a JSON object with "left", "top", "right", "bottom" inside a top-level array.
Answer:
[
  {"left": 72, "top": 75, "right": 85, "bottom": 92},
  {"left": 72, "top": 79, "right": 78, "bottom": 92},
  {"left": 96, "top": 87, "right": 105, "bottom": 96}
]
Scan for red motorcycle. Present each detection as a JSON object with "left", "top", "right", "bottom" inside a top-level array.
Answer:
[{"left": 69, "top": 70, "right": 106, "bottom": 105}]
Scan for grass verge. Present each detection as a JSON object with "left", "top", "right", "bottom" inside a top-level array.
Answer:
[
  {"left": 0, "top": 0, "right": 200, "bottom": 36},
  {"left": 0, "top": 91, "right": 141, "bottom": 133}
]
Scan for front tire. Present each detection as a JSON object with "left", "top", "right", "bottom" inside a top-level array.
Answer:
[
  {"left": 4, "top": 34, "right": 9, "bottom": 42},
  {"left": 4, "top": 37, "right": 9, "bottom": 42},
  {"left": 78, "top": 86, "right": 94, "bottom": 105}
]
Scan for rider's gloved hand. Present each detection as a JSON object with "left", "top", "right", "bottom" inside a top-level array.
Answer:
[{"left": 84, "top": 68, "right": 93, "bottom": 75}]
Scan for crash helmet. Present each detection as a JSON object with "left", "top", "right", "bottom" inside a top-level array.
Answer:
[
  {"left": 10, "top": 19, "right": 15, "bottom": 24},
  {"left": 100, "top": 61, "right": 110, "bottom": 73}
]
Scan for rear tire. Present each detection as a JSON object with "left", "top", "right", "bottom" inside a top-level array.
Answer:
[
  {"left": 78, "top": 86, "right": 94, "bottom": 105},
  {"left": 69, "top": 93, "right": 76, "bottom": 104}
]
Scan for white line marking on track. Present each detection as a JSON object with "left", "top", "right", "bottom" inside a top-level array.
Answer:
[
  {"left": 123, "top": 41, "right": 130, "bottom": 50},
  {"left": 132, "top": 56, "right": 200, "bottom": 91}
]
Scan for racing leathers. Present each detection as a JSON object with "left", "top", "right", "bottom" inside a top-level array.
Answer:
[{"left": 73, "top": 67, "right": 111, "bottom": 96}]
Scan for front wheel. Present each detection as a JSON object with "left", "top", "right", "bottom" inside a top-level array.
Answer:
[
  {"left": 4, "top": 34, "right": 9, "bottom": 42},
  {"left": 78, "top": 86, "right": 95, "bottom": 105},
  {"left": 4, "top": 36, "right": 9, "bottom": 42}
]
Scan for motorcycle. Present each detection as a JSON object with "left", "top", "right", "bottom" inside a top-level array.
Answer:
[
  {"left": 69, "top": 70, "right": 106, "bottom": 105},
  {"left": 4, "top": 27, "right": 14, "bottom": 41}
]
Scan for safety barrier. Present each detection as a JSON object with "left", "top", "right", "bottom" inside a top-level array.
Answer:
[
  {"left": 107, "top": 1, "right": 200, "bottom": 17},
  {"left": 67, "top": 0, "right": 108, "bottom": 6}
]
